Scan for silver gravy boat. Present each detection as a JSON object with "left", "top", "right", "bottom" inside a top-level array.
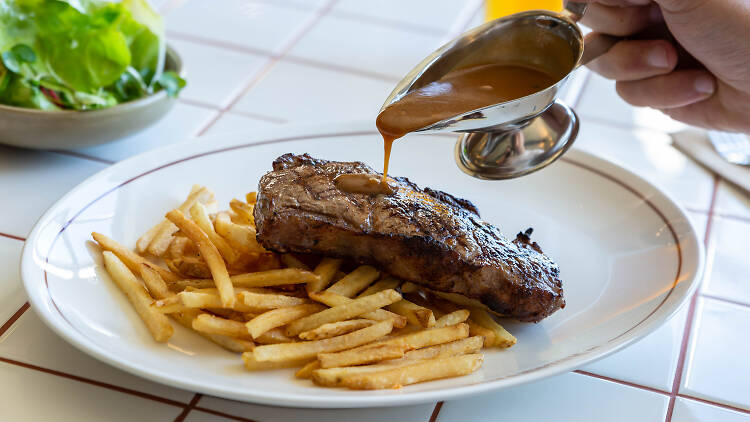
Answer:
[{"left": 379, "top": 2, "right": 615, "bottom": 180}]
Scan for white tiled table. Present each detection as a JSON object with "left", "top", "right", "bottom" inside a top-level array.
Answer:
[{"left": 1, "top": 1, "right": 749, "bottom": 421}]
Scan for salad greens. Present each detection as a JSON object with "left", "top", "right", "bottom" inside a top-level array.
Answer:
[{"left": 0, "top": 0, "right": 185, "bottom": 110}]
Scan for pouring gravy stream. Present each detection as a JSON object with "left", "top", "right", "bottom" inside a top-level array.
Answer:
[{"left": 334, "top": 63, "right": 558, "bottom": 195}]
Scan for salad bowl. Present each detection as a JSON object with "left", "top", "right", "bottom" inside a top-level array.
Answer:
[{"left": 0, "top": 46, "right": 183, "bottom": 151}]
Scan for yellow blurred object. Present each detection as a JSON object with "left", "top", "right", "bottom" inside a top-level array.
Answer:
[{"left": 486, "top": 0, "right": 563, "bottom": 20}]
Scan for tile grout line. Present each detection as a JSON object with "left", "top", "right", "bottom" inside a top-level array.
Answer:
[
  {"left": 677, "top": 394, "right": 750, "bottom": 416},
  {"left": 428, "top": 401, "right": 444, "bottom": 422},
  {"left": 664, "top": 174, "right": 720, "bottom": 422},
  {"left": 573, "top": 370, "right": 671, "bottom": 395},
  {"left": 0, "top": 232, "right": 25, "bottom": 242},
  {"left": 0, "top": 356, "right": 188, "bottom": 408},
  {"left": 422, "top": 7, "right": 484, "bottom": 421},
  {"left": 710, "top": 211, "right": 750, "bottom": 225},
  {"left": 197, "top": 0, "right": 340, "bottom": 137},
  {"left": 193, "top": 406, "right": 259, "bottom": 422},
  {"left": 173, "top": 393, "right": 203, "bottom": 422},
  {"left": 699, "top": 293, "right": 750, "bottom": 310},
  {"left": 329, "top": 10, "right": 446, "bottom": 36},
  {"left": 0, "top": 303, "right": 30, "bottom": 338}
]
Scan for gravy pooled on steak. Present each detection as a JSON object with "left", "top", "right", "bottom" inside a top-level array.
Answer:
[{"left": 254, "top": 153, "right": 564, "bottom": 322}]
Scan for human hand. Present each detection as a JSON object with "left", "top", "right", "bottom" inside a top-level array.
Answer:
[{"left": 576, "top": 0, "right": 750, "bottom": 133}]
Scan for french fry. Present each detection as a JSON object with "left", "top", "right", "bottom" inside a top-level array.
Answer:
[
  {"left": 280, "top": 254, "right": 309, "bottom": 270},
  {"left": 142, "top": 186, "right": 214, "bottom": 256},
  {"left": 357, "top": 277, "right": 401, "bottom": 298},
  {"left": 230, "top": 199, "right": 255, "bottom": 225},
  {"left": 469, "top": 307, "right": 516, "bottom": 348},
  {"left": 295, "top": 360, "right": 320, "bottom": 379},
  {"left": 245, "top": 191, "right": 257, "bottom": 204},
  {"left": 298, "top": 319, "right": 375, "bottom": 341},
  {"left": 166, "top": 236, "right": 196, "bottom": 259},
  {"left": 466, "top": 320, "right": 496, "bottom": 347},
  {"left": 255, "top": 327, "right": 294, "bottom": 344},
  {"left": 404, "top": 336, "right": 483, "bottom": 360},
  {"left": 206, "top": 334, "right": 255, "bottom": 353},
  {"left": 171, "top": 308, "right": 254, "bottom": 353},
  {"left": 287, "top": 289, "right": 402, "bottom": 336},
  {"left": 136, "top": 184, "right": 203, "bottom": 252},
  {"left": 101, "top": 251, "right": 173, "bottom": 342},
  {"left": 152, "top": 296, "right": 188, "bottom": 314},
  {"left": 325, "top": 265, "right": 380, "bottom": 297},
  {"left": 400, "top": 282, "right": 420, "bottom": 293},
  {"left": 239, "top": 291, "right": 309, "bottom": 309},
  {"left": 92, "top": 232, "right": 178, "bottom": 282},
  {"left": 340, "top": 354, "right": 483, "bottom": 390},
  {"left": 307, "top": 258, "right": 343, "bottom": 293},
  {"left": 387, "top": 300, "right": 435, "bottom": 328},
  {"left": 167, "top": 268, "right": 318, "bottom": 291},
  {"left": 139, "top": 263, "right": 172, "bottom": 300},
  {"left": 166, "top": 256, "right": 211, "bottom": 279},
  {"left": 192, "top": 313, "right": 253, "bottom": 340},
  {"left": 214, "top": 213, "right": 265, "bottom": 253},
  {"left": 376, "top": 323, "right": 469, "bottom": 351},
  {"left": 166, "top": 209, "right": 235, "bottom": 308},
  {"left": 246, "top": 304, "right": 325, "bottom": 339},
  {"left": 309, "top": 290, "right": 407, "bottom": 328},
  {"left": 242, "top": 352, "right": 310, "bottom": 371},
  {"left": 253, "top": 320, "right": 394, "bottom": 362},
  {"left": 311, "top": 360, "right": 418, "bottom": 387},
  {"left": 178, "top": 291, "right": 253, "bottom": 312},
  {"left": 434, "top": 309, "right": 470, "bottom": 328},
  {"left": 319, "top": 344, "right": 405, "bottom": 369},
  {"left": 135, "top": 223, "right": 163, "bottom": 255},
  {"left": 190, "top": 202, "right": 238, "bottom": 265}
]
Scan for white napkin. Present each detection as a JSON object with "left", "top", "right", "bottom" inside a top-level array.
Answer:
[{"left": 672, "top": 129, "right": 750, "bottom": 195}]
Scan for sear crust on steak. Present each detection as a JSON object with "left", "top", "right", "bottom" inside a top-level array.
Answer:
[{"left": 254, "top": 153, "right": 564, "bottom": 322}]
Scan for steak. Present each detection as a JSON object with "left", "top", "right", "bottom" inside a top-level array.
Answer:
[{"left": 253, "top": 153, "right": 564, "bottom": 322}]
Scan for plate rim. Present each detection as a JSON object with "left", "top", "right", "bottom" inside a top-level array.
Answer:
[{"left": 20, "top": 121, "right": 705, "bottom": 408}]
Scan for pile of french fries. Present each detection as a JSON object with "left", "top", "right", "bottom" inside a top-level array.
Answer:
[{"left": 92, "top": 185, "right": 516, "bottom": 390}]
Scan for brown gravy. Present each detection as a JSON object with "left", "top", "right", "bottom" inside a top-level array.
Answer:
[{"left": 353, "top": 63, "right": 557, "bottom": 195}]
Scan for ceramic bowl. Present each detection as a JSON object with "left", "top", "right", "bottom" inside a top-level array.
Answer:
[{"left": 0, "top": 46, "right": 183, "bottom": 150}]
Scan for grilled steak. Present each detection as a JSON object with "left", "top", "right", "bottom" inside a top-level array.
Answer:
[{"left": 253, "top": 153, "right": 564, "bottom": 322}]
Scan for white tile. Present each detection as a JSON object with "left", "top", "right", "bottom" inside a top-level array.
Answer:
[
  {"left": 439, "top": 372, "right": 668, "bottom": 422},
  {"left": 257, "top": 0, "right": 328, "bottom": 10},
  {"left": 680, "top": 297, "right": 750, "bottom": 410},
  {"left": 200, "top": 112, "right": 281, "bottom": 137},
  {"left": 575, "top": 121, "right": 715, "bottom": 210},
  {"left": 169, "top": 38, "right": 268, "bottom": 108},
  {"left": 167, "top": 0, "right": 315, "bottom": 55},
  {"left": 580, "top": 213, "right": 704, "bottom": 391},
  {"left": 0, "top": 148, "right": 107, "bottom": 238},
  {"left": 701, "top": 217, "right": 750, "bottom": 305},
  {"left": 196, "top": 396, "right": 435, "bottom": 422},
  {"left": 332, "top": 0, "right": 473, "bottom": 33},
  {"left": 578, "top": 73, "right": 689, "bottom": 132},
  {"left": 0, "top": 361, "right": 183, "bottom": 421},
  {"left": 673, "top": 397, "right": 750, "bottom": 422},
  {"left": 0, "top": 237, "right": 25, "bottom": 325},
  {"left": 232, "top": 60, "right": 394, "bottom": 122},
  {"left": 581, "top": 305, "right": 688, "bottom": 391},
  {"left": 74, "top": 102, "right": 218, "bottom": 162},
  {"left": 0, "top": 310, "right": 195, "bottom": 403},
  {"left": 287, "top": 13, "right": 443, "bottom": 79},
  {"left": 715, "top": 181, "right": 750, "bottom": 219}
]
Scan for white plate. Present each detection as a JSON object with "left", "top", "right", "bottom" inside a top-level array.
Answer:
[{"left": 20, "top": 121, "right": 704, "bottom": 408}]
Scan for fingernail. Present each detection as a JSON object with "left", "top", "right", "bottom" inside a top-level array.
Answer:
[
  {"left": 647, "top": 46, "right": 670, "bottom": 68},
  {"left": 694, "top": 75, "right": 716, "bottom": 94}
]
